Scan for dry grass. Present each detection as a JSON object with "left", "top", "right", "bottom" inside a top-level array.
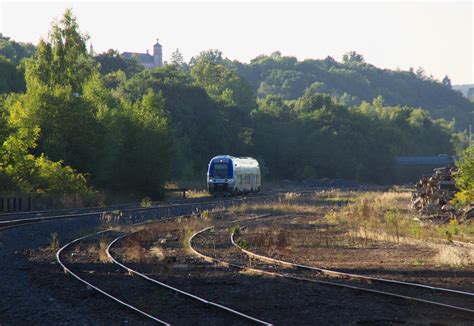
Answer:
[
  {"left": 228, "top": 201, "right": 322, "bottom": 216},
  {"left": 120, "top": 213, "right": 213, "bottom": 261},
  {"left": 349, "top": 228, "right": 474, "bottom": 266},
  {"left": 186, "top": 189, "right": 210, "bottom": 199},
  {"left": 100, "top": 210, "right": 123, "bottom": 230},
  {"left": 49, "top": 232, "right": 59, "bottom": 252},
  {"left": 326, "top": 191, "right": 474, "bottom": 267},
  {"left": 330, "top": 191, "right": 473, "bottom": 241},
  {"left": 85, "top": 243, "right": 98, "bottom": 255},
  {"left": 315, "top": 189, "right": 359, "bottom": 203},
  {"left": 435, "top": 245, "right": 474, "bottom": 266},
  {"left": 239, "top": 268, "right": 267, "bottom": 277},
  {"left": 149, "top": 246, "right": 165, "bottom": 261},
  {"left": 98, "top": 235, "right": 110, "bottom": 262},
  {"left": 227, "top": 190, "right": 358, "bottom": 217},
  {"left": 122, "top": 237, "right": 143, "bottom": 262},
  {"left": 246, "top": 227, "right": 290, "bottom": 250}
]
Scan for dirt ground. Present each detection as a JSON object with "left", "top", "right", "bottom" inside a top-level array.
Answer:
[{"left": 238, "top": 214, "right": 474, "bottom": 292}]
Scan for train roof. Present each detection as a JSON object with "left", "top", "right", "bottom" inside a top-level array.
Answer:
[{"left": 210, "top": 155, "right": 259, "bottom": 166}]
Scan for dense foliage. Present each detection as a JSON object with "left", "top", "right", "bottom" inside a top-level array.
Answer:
[
  {"left": 0, "top": 10, "right": 466, "bottom": 205},
  {"left": 0, "top": 34, "right": 35, "bottom": 94},
  {"left": 0, "top": 33, "right": 35, "bottom": 64},
  {"left": 0, "top": 10, "right": 171, "bottom": 203},
  {"left": 232, "top": 52, "right": 473, "bottom": 128},
  {"left": 454, "top": 145, "right": 474, "bottom": 205}
]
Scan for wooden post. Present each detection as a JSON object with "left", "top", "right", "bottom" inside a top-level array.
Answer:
[
  {"left": 13, "top": 197, "right": 16, "bottom": 212},
  {"left": 6, "top": 198, "right": 10, "bottom": 212},
  {"left": 182, "top": 189, "right": 186, "bottom": 199},
  {"left": 18, "top": 197, "right": 22, "bottom": 212},
  {"left": 0, "top": 197, "right": 3, "bottom": 212},
  {"left": 28, "top": 197, "right": 32, "bottom": 212}
]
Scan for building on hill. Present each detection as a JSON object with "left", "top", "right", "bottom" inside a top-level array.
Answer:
[{"left": 122, "top": 39, "right": 163, "bottom": 69}]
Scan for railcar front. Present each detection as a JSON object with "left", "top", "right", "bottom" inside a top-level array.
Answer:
[{"left": 207, "top": 156, "right": 235, "bottom": 195}]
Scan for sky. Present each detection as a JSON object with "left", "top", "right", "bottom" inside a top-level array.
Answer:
[{"left": 1, "top": 1, "right": 473, "bottom": 84}]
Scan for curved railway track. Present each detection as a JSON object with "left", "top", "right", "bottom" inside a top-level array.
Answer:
[
  {"left": 0, "top": 187, "right": 373, "bottom": 324},
  {"left": 189, "top": 218, "right": 474, "bottom": 319},
  {"left": 56, "top": 229, "right": 170, "bottom": 325},
  {"left": 56, "top": 217, "right": 272, "bottom": 325},
  {"left": 106, "top": 227, "right": 271, "bottom": 325}
]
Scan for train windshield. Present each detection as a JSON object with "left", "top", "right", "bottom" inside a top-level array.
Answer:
[{"left": 214, "top": 163, "right": 229, "bottom": 178}]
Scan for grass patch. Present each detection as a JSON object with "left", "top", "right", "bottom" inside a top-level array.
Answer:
[
  {"left": 236, "top": 238, "right": 250, "bottom": 249},
  {"left": 98, "top": 235, "right": 110, "bottom": 262},
  {"left": 227, "top": 190, "right": 359, "bottom": 216},
  {"left": 239, "top": 268, "right": 266, "bottom": 277},
  {"left": 186, "top": 189, "right": 210, "bottom": 199},
  {"left": 228, "top": 201, "right": 322, "bottom": 216},
  {"left": 325, "top": 190, "right": 474, "bottom": 266},
  {"left": 140, "top": 197, "right": 152, "bottom": 208},
  {"left": 49, "top": 232, "right": 59, "bottom": 252},
  {"left": 229, "top": 223, "right": 241, "bottom": 236}
]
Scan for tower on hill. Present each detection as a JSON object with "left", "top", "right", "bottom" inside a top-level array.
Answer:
[{"left": 153, "top": 39, "right": 163, "bottom": 68}]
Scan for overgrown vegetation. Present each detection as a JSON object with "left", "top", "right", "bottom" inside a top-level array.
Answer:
[
  {"left": 235, "top": 191, "right": 472, "bottom": 266},
  {"left": 326, "top": 191, "right": 473, "bottom": 244},
  {"left": 228, "top": 190, "right": 355, "bottom": 216},
  {"left": 453, "top": 145, "right": 474, "bottom": 206}
]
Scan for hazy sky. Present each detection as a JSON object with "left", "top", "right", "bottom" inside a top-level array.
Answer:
[{"left": 1, "top": 1, "right": 473, "bottom": 84}]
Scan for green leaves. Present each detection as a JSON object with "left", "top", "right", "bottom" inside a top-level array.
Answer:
[
  {"left": 25, "top": 9, "right": 95, "bottom": 93},
  {"left": 191, "top": 55, "right": 256, "bottom": 111},
  {"left": 454, "top": 145, "right": 474, "bottom": 205}
]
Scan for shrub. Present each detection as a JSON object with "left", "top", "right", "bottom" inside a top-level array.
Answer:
[
  {"left": 229, "top": 223, "right": 241, "bottom": 236},
  {"left": 140, "top": 197, "right": 152, "bottom": 208},
  {"left": 236, "top": 238, "right": 250, "bottom": 249}
]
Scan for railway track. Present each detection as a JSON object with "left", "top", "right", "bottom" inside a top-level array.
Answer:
[
  {"left": 0, "top": 187, "right": 387, "bottom": 324},
  {"left": 106, "top": 224, "right": 271, "bottom": 325},
  {"left": 56, "top": 228, "right": 169, "bottom": 325},
  {"left": 56, "top": 217, "right": 271, "bottom": 325},
  {"left": 189, "top": 217, "right": 474, "bottom": 320},
  {"left": 0, "top": 187, "right": 342, "bottom": 232}
]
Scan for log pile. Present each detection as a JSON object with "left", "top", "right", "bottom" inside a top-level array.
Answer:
[{"left": 411, "top": 166, "right": 458, "bottom": 217}]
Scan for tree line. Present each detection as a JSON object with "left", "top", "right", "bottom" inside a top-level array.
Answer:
[{"left": 0, "top": 10, "right": 466, "bottom": 205}]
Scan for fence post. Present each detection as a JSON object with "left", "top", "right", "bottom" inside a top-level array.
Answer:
[
  {"left": 0, "top": 197, "right": 3, "bottom": 212},
  {"left": 6, "top": 198, "right": 10, "bottom": 212},
  {"left": 13, "top": 197, "right": 16, "bottom": 212},
  {"left": 18, "top": 197, "right": 22, "bottom": 212},
  {"left": 28, "top": 197, "right": 32, "bottom": 212}
]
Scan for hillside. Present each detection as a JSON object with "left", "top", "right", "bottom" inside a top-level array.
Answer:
[
  {"left": 453, "top": 84, "right": 474, "bottom": 97},
  {"left": 0, "top": 33, "right": 472, "bottom": 129},
  {"left": 232, "top": 52, "right": 473, "bottom": 129}
]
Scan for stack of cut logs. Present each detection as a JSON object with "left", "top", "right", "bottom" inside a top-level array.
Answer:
[{"left": 411, "top": 166, "right": 458, "bottom": 216}]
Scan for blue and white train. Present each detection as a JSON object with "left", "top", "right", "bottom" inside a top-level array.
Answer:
[{"left": 207, "top": 155, "right": 261, "bottom": 195}]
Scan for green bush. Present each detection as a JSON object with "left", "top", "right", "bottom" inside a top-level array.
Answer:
[
  {"left": 454, "top": 145, "right": 474, "bottom": 206},
  {"left": 236, "top": 238, "right": 250, "bottom": 250}
]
